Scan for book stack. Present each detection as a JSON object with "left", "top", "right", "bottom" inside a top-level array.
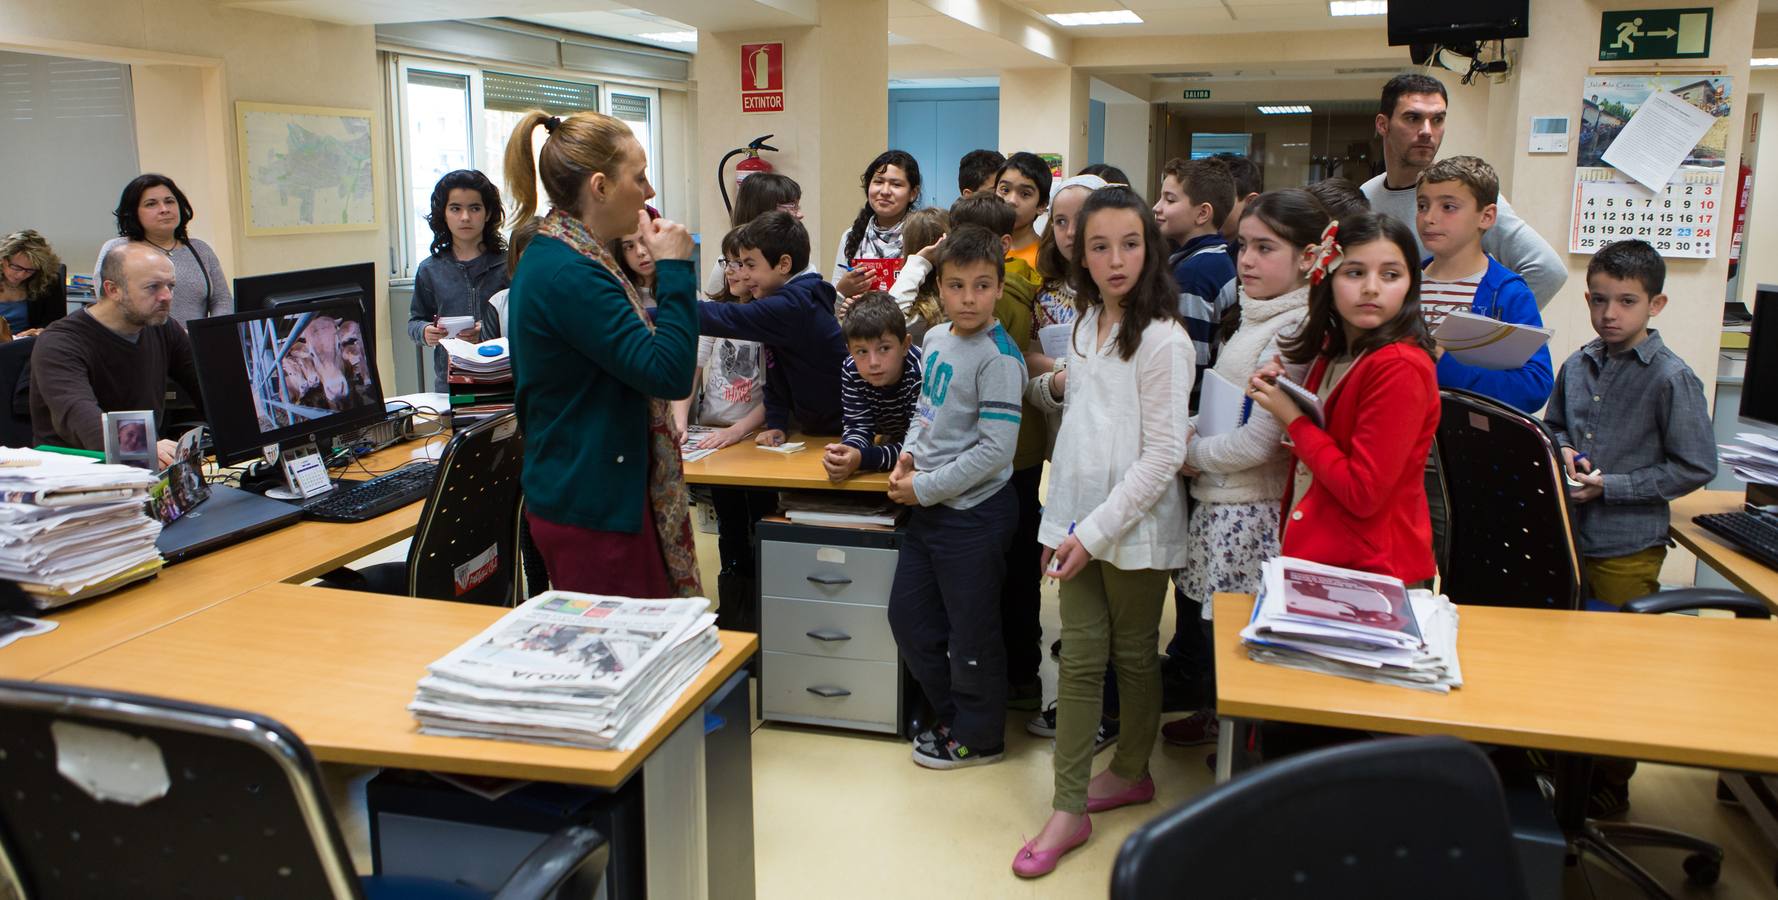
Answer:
[
  {"left": 780, "top": 491, "right": 900, "bottom": 527},
  {"left": 442, "top": 337, "right": 514, "bottom": 419},
  {"left": 410, "top": 591, "right": 720, "bottom": 751},
  {"left": 0, "top": 448, "right": 164, "bottom": 609},
  {"left": 1241, "top": 557, "right": 1463, "bottom": 693}
]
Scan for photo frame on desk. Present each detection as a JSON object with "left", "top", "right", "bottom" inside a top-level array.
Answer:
[
  {"left": 101, "top": 410, "right": 157, "bottom": 470},
  {"left": 235, "top": 101, "right": 380, "bottom": 236}
]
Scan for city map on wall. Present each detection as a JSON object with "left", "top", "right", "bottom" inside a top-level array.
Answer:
[{"left": 235, "top": 101, "right": 378, "bottom": 236}]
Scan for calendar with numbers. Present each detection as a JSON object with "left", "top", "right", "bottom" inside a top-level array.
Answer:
[{"left": 1569, "top": 167, "right": 1722, "bottom": 258}]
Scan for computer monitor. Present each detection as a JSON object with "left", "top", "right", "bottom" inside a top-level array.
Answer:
[
  {"left": 187, "top": 297, "right": 386, "bottom": 466},
  {"left": 1743, "top": 286, "right": 1778, "bottom": 430},
  {"left": 233, "top": 262, "right": 377, "bottom": 355}
]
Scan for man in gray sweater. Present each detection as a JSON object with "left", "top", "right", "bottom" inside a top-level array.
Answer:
[
  {"left": 1361, "top": 73, "right": 1568, "bottom": 307},
  {"left": 885, "top": 225, "right": 1027, "bottom": 771}
]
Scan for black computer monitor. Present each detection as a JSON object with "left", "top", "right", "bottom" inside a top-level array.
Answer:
[
  {"left": 1744, "top": 286, "right": 1778, "bottom": 430},
  {"left": 233, "top": 262, "right": 376, "bottom": 356},
  {"left": 187, "top": 297, "right": 386, "bottom": 466}
]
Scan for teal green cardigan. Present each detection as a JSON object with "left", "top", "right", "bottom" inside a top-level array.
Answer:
[{"left": 508, "top": 236, "right": 698, "bottom": 533}]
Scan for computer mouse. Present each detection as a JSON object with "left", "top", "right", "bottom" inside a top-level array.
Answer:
[{"left": 478, "top": 345, "right": 503, "bottom": 357}]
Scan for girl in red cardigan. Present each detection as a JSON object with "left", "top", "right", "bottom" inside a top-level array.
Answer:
[{"left": 1248, "top": 212, "right": 1440, "bottom": 584}]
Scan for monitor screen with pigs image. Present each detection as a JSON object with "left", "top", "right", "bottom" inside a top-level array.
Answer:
[{"left": 188, "top": 296, "right": 388, "bottom": 466}]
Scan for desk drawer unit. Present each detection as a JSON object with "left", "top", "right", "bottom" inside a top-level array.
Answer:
[
  {"left": 762, "top": 595, "right": 899, "bottom": 662},
  {"left": 759, "top": 539, "right": 900, "bottom": 606},
  {"left": 760, "top": 651, "right": 900, "bottom": 731}
]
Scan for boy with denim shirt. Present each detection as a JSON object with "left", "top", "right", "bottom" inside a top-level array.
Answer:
[
  {"left": 1153, "top": 157, "right": 1238, "bottom": 405},
  {"left": 887, "top": 225, "right": 1027, "bottom": 769},
  {"left": 823, "top": 292, "right": 922, "bottom": 482},
  {"left": 1546, "top": 240, "right": 1716, "bottom": 605}
]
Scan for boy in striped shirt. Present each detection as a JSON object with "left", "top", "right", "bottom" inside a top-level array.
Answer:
[{"left": 823, "top": 292, "right": 923, "bottom": 481}]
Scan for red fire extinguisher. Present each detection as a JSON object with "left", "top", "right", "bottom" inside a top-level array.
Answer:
[{"left": 718, "top": 135, "right": 779, "bottom": 215}]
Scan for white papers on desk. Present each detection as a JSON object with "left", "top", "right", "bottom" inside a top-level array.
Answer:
[
  {"left": 1038, "top": 323, "right": 1075, "bottom": 360},
  {"left": 680, "top": 426, "right": 720, "bottom": 462},
  {"left": 441, "top": 337, "right": 511, "bottom": 378},
  {"left": 1719, "top": 433, "right": 1778, "bottom": 484},
  {"left": 1194, "top": 370, "right": 1250, "bottom": 439},
  {"left": 757, "top": 442, "right": 806, "bottom": 454},
  {"left": 1433, "top": 311, "right": 1553, "bottom": 370},
  {"left": 1602, "top": 88, "right": 1718, "bottom": 192},
  {"left": 0, "top": 614, "right": 55, "bottom": 650}
]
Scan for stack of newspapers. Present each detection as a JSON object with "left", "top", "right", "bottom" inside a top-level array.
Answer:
[
  {"left": 0, "top": 448, "right": 163, "bottom": 609},
  {"left": 411, "top": 591, "right": 720, "bottom": 750},
  {"left": 1241, "top": 557, "right": 1463, "bottom": 693}
]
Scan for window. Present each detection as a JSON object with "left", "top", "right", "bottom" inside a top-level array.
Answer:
[{"left": 401, "top": 67, "right": 472, "bottom": 269}]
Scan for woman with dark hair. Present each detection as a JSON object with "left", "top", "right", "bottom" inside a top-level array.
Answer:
[
  {"left": 408, "top": 169, "right": 510, "bottom": 392},
  {"left": 832, "top": 151, "right": 921, "bottom": 299},
  {"left": 702, "top": 172, "right": 803, "bottom": 295},
  {"left": 94, "top": 174, "right": 231, "bottom": 324}
]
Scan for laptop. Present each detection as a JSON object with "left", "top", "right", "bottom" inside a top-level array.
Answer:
[{"left": 152, "top": 456, "right": 302, "bottom": 564}]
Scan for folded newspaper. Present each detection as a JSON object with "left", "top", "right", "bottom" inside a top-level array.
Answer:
[
  {"left": 0, "top": 448, "right": 163, "bottom": 609},
  {"left": 1241, "top": 557, "right": 1463, "bottom": 693},
  {"left": 411, "top": 591, "right": 720, "bottom": 750}
]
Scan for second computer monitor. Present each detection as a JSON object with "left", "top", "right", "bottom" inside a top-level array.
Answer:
[
  {"left": 234, "top": 262, "right": 377, "bottom": 353},
  {"left": 1745, "top": 286, "right": 1778, "bottom": 431}
]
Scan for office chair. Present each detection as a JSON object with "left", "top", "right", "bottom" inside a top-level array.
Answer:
[
  {"left": 0, "top": 678, "right": 608, "bottom": 899},
  {"left": 26, "top": 265, "right": 68, "bottom": 331},
  {"left": 1111, "top": 735, "right": 1529, "bottom": 900},
  {"left": 0, "top": 336, "right": 35, "bottom": 448},
  {"left": 320, "top": 412, "right": 524, "bottom": 606},
  {"left": 1435, "top": 388, "right": 1731, "bottom": 898}
]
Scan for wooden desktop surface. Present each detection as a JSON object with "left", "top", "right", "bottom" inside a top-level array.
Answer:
[
  {"left": 0, "top": 441, "right": 433, "bottom": 681},
  {"left": 1669, "top": 489, "right": 1778, "bottom": 608},
  {"left": 1213, "top": 593, "right": 1778, "bottom": 773},
  {"left": 681, "top": 434, "right": 891, "bottom": 493},
  {"left": 45, "top": 583, "right": 759, "bottom": 788}
]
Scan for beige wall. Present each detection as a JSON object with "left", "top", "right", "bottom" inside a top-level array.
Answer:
[
  {"left": 1741, "top": 70, "right": 1778, "bottom": 299},
  {"left": 999, "top": 68, "right": 1089, "bottom": 180},
  {"left": 1100, "top": 101, "right": 1152, "bottom": 198},
  {"left": 693, "top": 0, "right": 890, "bottom": 271},
  {"left": 1, "top": 0, "right": 393, "bottom": 382}
]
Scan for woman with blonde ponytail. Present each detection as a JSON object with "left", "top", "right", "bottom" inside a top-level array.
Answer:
[{"left": 503, "top": 110, "right": 701, "bottom": 598}]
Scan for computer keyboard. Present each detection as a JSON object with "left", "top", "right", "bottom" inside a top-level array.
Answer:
[
  {"left": 1694, "top": 512, "right": 1778, "bottom": 571},
  {"left": 302, "top": 463, "right": 437, "bottom": 523}
]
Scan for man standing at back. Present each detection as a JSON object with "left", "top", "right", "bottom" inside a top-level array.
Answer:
[{"left": 1361, "top": 73, "right": 1567, "bottom": 306}]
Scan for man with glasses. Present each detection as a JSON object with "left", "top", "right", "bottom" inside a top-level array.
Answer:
[{"left": 29, "top": 243, "right": 203, "bottom": 467}]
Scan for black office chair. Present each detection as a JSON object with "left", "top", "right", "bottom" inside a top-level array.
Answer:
[
  {"left": 0, "top": 678, "right": 608, "bottom": 899},
  {"left": 1111, "top": 735, "right": 1529, "bottom": 900},
  {"left": 1436, "top": 388, "right": 1730, "bottom": 898},
  {"left": 320, "top": 412, "right": 524, "bottom": 606},
  {"left": 0, "top": 336, "right": 35, "bottom": 447}
]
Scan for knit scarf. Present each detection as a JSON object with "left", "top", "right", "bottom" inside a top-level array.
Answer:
[
  {"left": 534, "top": 210, "right": 702, "bottom": 598},
  {"left": 854, "top": 217, "right": 905, "bottom": 260}
]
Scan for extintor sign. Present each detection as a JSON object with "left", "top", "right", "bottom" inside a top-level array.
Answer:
[{"left": 741, "top": 42, "right": 785, "bottom": 113}]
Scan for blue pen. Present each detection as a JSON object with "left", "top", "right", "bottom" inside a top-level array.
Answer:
[{"left": 1048, "top": 521, "right": 1076, "bottom": 575}]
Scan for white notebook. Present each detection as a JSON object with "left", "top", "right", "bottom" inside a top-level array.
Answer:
[
  {"left": 1195, "top": 369, "right": 1250, "bottom": 438},
  {"left": 1434, "top": 311, "right": 1552, "bottom": 371}
]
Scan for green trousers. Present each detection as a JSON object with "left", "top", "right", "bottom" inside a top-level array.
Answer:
[
  {"left": 1053, "top": 560, "right": 1170, "bottom": 814},
  {"left": 1584, "top": 545, "right": 1667, "bottom": 606}
]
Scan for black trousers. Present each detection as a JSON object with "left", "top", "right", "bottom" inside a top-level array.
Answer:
[
  {"left": 999, "top": 464, "right": 1045, "bottom": 686},
  {"left": 710, "top": 486, "right": 777, "bottom": 632},
  {"left": 887, "top": 483, "right": 1017, "bottom": 748}
]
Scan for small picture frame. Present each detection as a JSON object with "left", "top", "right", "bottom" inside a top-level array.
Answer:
[{"left": 102, "top": 410, "right": 158, "bottom": 469}]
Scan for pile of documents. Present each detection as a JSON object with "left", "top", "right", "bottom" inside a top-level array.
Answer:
[
  {"left": 1241, "top": 557, "right": 1463, "bottom": 693},
  {"left": 411, "top": 591, "right": 720, "bottom": 751},
  {"left": 0, "top": 448, "right": 163, "bottom": 609},
  {"left": 441, "top": 336, "right": 512, "bottom": 382},
  {"left": 781, "top": 491, "right": 899, "bottom": 527},
  {"left": 1719, "top": 432, "right": 1778, "bottom": 485}
]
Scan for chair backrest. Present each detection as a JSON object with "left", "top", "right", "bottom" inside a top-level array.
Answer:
[
  {"left": 0, "top": 336, "right": 35, "bottom": 448},
  {"left": 406, "top": 411, "right": 525, "bottom": 606},
  {"left": 1111, "top": 735, "right": 1530, "bottom": 900},
  {"left": 27, "top": 265, "right": 68, "bottom": 331},
  {"left": 0, "top": 678, "right": 363, "bottom": 899},
  {"left": 1435, "top": 389, "right": 1584, "bottom": 611}
]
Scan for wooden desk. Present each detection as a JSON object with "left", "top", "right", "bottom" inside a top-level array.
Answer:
[
  {"left": 45, "top": 582, "right": 758, "bottom": 788},
  {"left": 1670, "top": 489, "right": 1778, "bottom": 608},
  {"left": 1213, "top": 593, "right": 1778, "bottom": 774},
  {"left": 681, "top": 434, "right": 891, "bottom": 493},
  {"left": 0, "top": 441, "right": 431, "bottom": 681}
]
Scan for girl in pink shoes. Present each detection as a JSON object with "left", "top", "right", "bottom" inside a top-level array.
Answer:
[{"left": 1015, "top": 187, "right": 1194, "bottom": 878}]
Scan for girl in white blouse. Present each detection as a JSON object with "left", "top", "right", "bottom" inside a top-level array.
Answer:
[{"left": 1013, "top": 187, "right": 1194, "bottom": 879}]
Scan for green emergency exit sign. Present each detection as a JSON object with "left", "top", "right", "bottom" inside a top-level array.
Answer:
[
  {"left": 1599, "top": 8, "right": 1712, "bottom": 61},
  {"left": 1182, "top": 89, "right": 1211, "bottom": 100}
]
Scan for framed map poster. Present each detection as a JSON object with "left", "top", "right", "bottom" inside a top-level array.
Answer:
[{"left": 235, "top": 101, "right": 378, "bottom": 236}]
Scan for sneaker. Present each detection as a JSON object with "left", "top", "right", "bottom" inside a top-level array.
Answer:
[
  {"left": 1007, "top": 679, "right": 1043, "bottom": 712},
  {"left": 912, "top": 723, "right": 951, "bottom": 750},
  {"left": 913, "top": 738, "right": 1005, "bottom": 770},
  {"left": 1026, "top": 704, "right": 1119, "bottom": 752},
  {"left": 1161, "top": 710, "right": 1219, "bottom": 747}
]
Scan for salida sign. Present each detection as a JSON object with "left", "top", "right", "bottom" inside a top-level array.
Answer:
[{"left": 741, "top": 42, "right": 784, "bottom": 113}]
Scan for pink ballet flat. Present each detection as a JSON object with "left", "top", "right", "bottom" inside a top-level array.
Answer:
[
  {"left": 1085, "top": 773, "right": 1155, "bottom": 813},
  {"left": 1012, "top": 816, "right": 1092, "bottom": 878}
]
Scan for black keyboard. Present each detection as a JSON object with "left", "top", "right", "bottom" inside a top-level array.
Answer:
[
  {"left": 302, "top": 464, "right": 437, "bottom": 523},
  {"left": 1694, "top": 512, "right": 1778, "bottom": 571}
]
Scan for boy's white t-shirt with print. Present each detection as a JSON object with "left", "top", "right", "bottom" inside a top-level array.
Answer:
[{"left": 695, "top": 334, "right": 764, "bottom": 427}]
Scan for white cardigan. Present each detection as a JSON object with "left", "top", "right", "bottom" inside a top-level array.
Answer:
[
  {"left": 1038, "top": 307, "right": 1195, "bottom": 571},
  {"left": 1185, "top": 285, "right": 1311, "bottom": 504}
]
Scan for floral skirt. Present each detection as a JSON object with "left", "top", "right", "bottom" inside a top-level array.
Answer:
[{"left": 1181, "top": 501, "right": 1281, "bottom": 620}]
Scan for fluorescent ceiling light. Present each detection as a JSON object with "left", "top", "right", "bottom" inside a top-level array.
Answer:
[
  {"left": 636, "top": 31, "right": 696, "bottom": 43},
  {"left": 1753, "top": 58, "right": 1778, "bottom": 68},
  {"left": 1329, "top": 1, "right": 1387, "bottom": 15},
  {"left": 1258, "top": 105, "right": 1313, "bottom": 115},
  {"left": 1047, "top": 10, "right": 1143, "bottom": 26}
]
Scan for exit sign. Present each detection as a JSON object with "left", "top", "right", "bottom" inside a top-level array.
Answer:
[
  {"left": 1182, "top": 89, "right": 1211, "bottom": 100},
  {"left": 1599, "top": 8, "right": 1712, "bottom": 61}
]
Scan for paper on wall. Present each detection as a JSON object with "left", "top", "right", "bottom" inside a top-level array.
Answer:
[{"left": 1601, "top": 88, "right": 1717, "bottom": 192}]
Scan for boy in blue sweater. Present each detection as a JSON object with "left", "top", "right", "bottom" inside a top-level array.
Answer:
[
  {"left": 1152, "top": 157, "right": 1237, "bottom": 406},
  {"left": 699, "top": 211, "right": 846, "bottom": 440}
]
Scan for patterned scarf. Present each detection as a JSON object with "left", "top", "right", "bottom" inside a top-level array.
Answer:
[
  {"left": 534, "top": 210, "right": 702, "bottom": 598},
  {"left": 855, "top": 216, "right": 905, "bottom": 260}
]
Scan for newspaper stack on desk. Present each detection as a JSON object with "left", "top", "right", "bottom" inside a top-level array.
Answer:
[
  {"left": 0, "top": 448, "right": 163, "bottom": 609},
  {"left": 1241, "top": 557, "right": 1463, "bottom": 693},
  {"left": 411, "top": 591, "right": 720, "bottom": 751}
]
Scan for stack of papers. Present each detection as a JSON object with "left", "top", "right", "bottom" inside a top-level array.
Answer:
[
  {"left": 1719, "top": 433, "right": 1778, "bottom": 485},
  {"left": 781, "top": 491, "right": 900, "bottom": 527},
  {"left": 681, "top": 426, "right": 720, "bottom": 463},
  {"left": 410, "top": 591, "right": 720, "bottom": 751},
  {"left": 1433, "top": 311, "right": 1553, "bottom": 370},
  {"left": 442, "top": 337, "right": 512, "bottom": 383},
  {"left": 0, "top": 448, "right": 163, "bottom": 609},
  {"left": 1241, "top": 557, "right": 1463, "bottom": 693}
]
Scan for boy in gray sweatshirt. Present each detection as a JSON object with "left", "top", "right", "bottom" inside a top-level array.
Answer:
[{"left": 885, "top": 225, "right": 1027, "bottom": 770}]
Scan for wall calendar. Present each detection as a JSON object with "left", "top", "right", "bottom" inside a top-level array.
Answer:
[{"left": 1568, "top": 167, "right": 1721, "bottom": 258}]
